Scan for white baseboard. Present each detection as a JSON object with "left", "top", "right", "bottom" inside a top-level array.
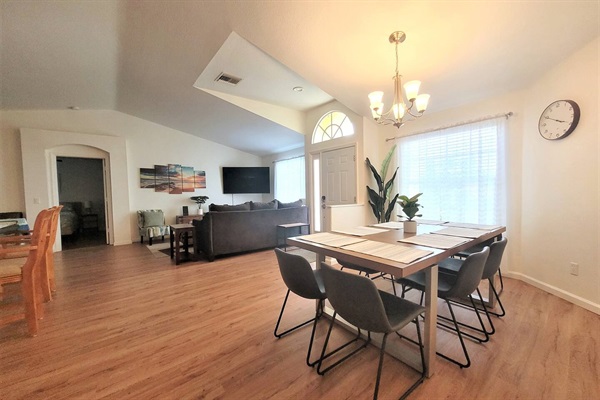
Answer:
[{"left": 504, "top": 271, "right": 600, "bottom": 315}]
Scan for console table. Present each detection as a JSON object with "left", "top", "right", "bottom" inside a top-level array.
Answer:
[
  {"left": 169, "top": 223, "right": 195, "bottom": 265},
  {"left": 277, "top": 222, "right": 310, "bottom": 251}
]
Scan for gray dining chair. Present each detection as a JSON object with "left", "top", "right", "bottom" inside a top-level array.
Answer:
[
  {"left": 397, "top": 247, "right": 489, "bottom": 368},
  {"left": 338, "top": 259, "right": 397, "bottom": 295},
  {"left": 273, "top": 248, "right": 327, "bottom": 367},
  {"left": 457, "top": 237, "right": 505, "bottom": 291},
  {"left": 438, "top": 238, "right": 508, "bottom": 331},
  {"left": 317, "top": 262, "right": 426, "bottom": 400}
]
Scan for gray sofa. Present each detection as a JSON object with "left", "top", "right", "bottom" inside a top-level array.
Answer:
[{"left": 193, "top": 201, "right": 309, "bottom": 261}]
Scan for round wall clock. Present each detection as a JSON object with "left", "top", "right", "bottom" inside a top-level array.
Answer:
[{"left": 538, "top": 99, "right": 580, "bottom": 140}]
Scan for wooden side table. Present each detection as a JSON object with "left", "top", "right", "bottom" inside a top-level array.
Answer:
[
  {"left": 81, "top": 213, "right": 99, "bottom": 232},
  {"left": 176, "top": 215, "right": 203, "bottom": 224},
  {"left": 169, "top": 223, "right": 195, "bottom": 265},
  {"left": 277, "top": 222, "right": 310, "bottom": 252}
]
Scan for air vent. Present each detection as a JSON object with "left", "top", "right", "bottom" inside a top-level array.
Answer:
[{"left": 215, "top": 72, "right": 242, "bottom": 85}]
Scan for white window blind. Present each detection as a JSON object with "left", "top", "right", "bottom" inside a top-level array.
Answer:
[
  {"left": 274, "top": 156, "right": 306, "bottom": 203},
  {"left": 398, "top": 118, "right": 506, "bottom": 225}
]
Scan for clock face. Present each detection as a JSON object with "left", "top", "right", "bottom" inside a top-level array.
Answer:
[{"left": 538, "top": 100, "right": 580, "bottom": 140}]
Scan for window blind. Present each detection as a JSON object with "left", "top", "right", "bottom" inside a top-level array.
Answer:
[
  {"left": 398, "top": 118, "right": 506, "bottom": 225},
  {"left": 274, "top": 156, "right": 306, "bottom": 203}
]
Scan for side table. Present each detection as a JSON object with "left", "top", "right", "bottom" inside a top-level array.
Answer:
[
  {"left": 81, "top": 213, "right": 99, "bottom": 232},
  {"left": 169, "top": 223, "right": 195, "bottom": 265},
  {"left": 277, "top": 222, "right": 310, "bottom": 252},
  {"left": 176, "top": 215, "right": 203, "bottom": 224}
]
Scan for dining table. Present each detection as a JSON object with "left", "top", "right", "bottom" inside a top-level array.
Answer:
[
  {"left": 0, "top": 218, "right": 30, "bottom": 236},
  {"left": 287, "top": 220, "right": 506, "bottom": 378}
]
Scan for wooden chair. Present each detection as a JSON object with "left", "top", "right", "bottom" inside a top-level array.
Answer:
[
  {"left": 41, "top": 206, "right": 62, "bottom": 299},
  {"left": 0, "top": 208, "right": 52, "bottom": 336},
  {"left": 0, "top": 206, "right": 62, "bottom": 302}
]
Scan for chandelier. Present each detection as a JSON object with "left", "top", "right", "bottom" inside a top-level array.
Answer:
[{"left": 368, "top": 31, "right": 430, "bottom": 128}]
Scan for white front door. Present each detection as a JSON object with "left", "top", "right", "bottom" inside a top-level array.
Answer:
[{"left": 321, "top": 146, "right": 356, "bottom": 206}]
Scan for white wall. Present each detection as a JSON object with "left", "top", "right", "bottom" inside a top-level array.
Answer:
[
  {"left": 376, "top": 36, "right": 599, "bottom": 312},
  {"left": 1, "top": 109, "right": 265, "bottom": 244},
  {"left": 521, "top": 37, "right": 599, "bottom": 310}
]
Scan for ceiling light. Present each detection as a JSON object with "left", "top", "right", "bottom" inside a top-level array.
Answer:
[
  {"left": 368, "top": 31, "right": 430, "bottom": 129},
  {"left": 293, "top": 86, "right": 303, "bottom": 92}
]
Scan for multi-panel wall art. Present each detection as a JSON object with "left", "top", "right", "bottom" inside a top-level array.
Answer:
[{"left": 139, "top": 164, "right": 207, "bottom": 194}]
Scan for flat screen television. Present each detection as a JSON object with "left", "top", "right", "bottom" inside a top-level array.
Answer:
[{"left": 222, "top": 167, "right": 270, "bottom": 194}]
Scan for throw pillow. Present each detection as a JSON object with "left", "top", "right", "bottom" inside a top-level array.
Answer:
[
  {"left": 209, "top": 203, "right": 251, "bottom": 212},
  {"left": 250, "top": 200, "right": 277, "bottom": 210},
  {"left": 142, "top": 210, "right": 164, "bottom": 226},
  {"left": 277, "top": 199, "right": 303, "bottom": 209}
]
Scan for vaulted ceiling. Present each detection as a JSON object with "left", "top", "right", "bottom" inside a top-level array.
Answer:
[{"left": 2, "top": 1, "right": 598, "bottom": 156}]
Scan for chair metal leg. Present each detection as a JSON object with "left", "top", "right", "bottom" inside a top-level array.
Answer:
[
  {"left": 374, "top": 333, "right": 388, "bottom": 400},
  {"left": 316, "top": 312, "right": 369, "bottom": 375},
  {"left": 274, "top": 290, "right": 317, "bottom": 338},
  {"left": 487, "top": 277, "right": 506, "bottom": 317},
  {"left": 306, "top": 300, "right": 325, "bottom": 367},
  {"left": 436, "top": 300, "right": 471, "bottom": 368},
  {"left": 274, "top": 291, "right": 325, "bottom": 367},
  {"left": 498, "top": 268, "right": 504, "bottom": 291}
]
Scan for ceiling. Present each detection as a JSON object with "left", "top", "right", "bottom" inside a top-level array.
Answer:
[{"left": 1, "top": 1, "right": 598, "bottom": 156}]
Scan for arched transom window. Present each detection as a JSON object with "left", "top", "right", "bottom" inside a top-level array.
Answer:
[{"left": 312, "top": 111, "right": 354, "bottom": 144}]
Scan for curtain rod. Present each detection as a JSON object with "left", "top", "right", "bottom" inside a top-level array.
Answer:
[
  {"left": 272, "top": 154, "right": 305, "bottom": 163},
  {"left": 385, "top": 111, "right": 513, "bottom": 142}
]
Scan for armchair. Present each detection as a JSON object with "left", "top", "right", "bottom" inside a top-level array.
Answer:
[{"left": 137, "top": 210, "right": 169, "bottom": 246}]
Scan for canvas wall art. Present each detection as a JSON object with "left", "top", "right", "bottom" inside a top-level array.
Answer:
[{"left": 141, "top": 164, "right": 207, "bottom": 195}]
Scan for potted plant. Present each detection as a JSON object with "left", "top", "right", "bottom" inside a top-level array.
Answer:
[
  {"left": 397, "top": 193, "right": 423, "bottom": 233},
  {"left": 190, "top": 195, "right": 209, "bottom": 215},
  {"left": 366, "top": 145, "right": 399, "bottom": 223}
]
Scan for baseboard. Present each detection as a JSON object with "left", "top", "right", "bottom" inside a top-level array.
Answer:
[{"left": 504, "top": 271, "right": 600, "bottom": 315}]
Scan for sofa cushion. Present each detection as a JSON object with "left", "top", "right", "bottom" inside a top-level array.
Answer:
[
  {"left": 277, "top": 199, "right": 303, "bottom": 209},
  {"left": 250, "top": 200, "right": 277, "bottom": 210},
  {"left": 209, "top": 202, "right": 251, "bottom": 212},
  {"left": 142, "top": 210, "right": 164, "bottom": 226}
]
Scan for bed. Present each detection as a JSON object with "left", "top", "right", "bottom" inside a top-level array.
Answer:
[{"left": 60, "top": 202, "right": 82, "bottom": 236}]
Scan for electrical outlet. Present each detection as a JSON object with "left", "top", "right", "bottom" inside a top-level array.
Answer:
[{"left": 570, "top": 262, "right": 579, "bottom": 276}]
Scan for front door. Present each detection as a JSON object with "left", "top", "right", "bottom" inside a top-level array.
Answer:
[{"left": 321, "top": 146, "right": 356, "bottom": 206}]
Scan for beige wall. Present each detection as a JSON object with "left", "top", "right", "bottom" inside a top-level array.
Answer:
[
  {"left": 374, "top": 37, "right": 599, "bottom": 313},
  {"left": 0, "top": 109, "right": 265, "bottom": 244}
]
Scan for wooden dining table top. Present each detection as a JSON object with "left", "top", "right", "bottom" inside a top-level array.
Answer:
[{"left": 287, "top": 222, "right": 506, "bottom": 278}]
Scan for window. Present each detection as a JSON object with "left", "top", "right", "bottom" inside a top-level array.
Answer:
[
  {"left": 312, "top": 111, "right": 354, "bottom": 144},
  {"left": 274, "top": 156, "right": 306, "bottom": 203},
  {"left": 398, "top": 118, "right": 506, "bottom": 224}
]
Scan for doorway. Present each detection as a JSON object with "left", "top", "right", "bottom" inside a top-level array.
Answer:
[{"left": 57, "top": 157, "right": 107, "bottom": 250}]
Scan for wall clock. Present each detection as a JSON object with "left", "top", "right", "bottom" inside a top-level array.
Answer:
[{"left": 538, "top": 99, "right": 580, "bottom": 140}]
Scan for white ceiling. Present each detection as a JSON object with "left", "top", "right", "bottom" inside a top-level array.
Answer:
[{"left": 2, "top": 1, "right": 598, "bottom": 156}]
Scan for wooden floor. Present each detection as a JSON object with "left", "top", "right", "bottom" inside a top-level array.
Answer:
[{"left": 1, "top": 244, "right": 598, "bottom": 400}]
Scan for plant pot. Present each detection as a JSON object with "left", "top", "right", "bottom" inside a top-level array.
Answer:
[
  {"left": 403, "top": 220, "right": 417, "bottom": 233},
  {"left": 198, "top": 207, "right": 204, "bottom": 215}
]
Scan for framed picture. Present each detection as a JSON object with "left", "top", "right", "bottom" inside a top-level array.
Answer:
[
  {"left": 168, "top": 164, "right": 183, "bottom": 194},
  {"left": 140, "top": 168, "right": 155, "bottom": 189},
  {"left": 194, "top": 170, "right": 206, "bottom": 189},
  {"left": 154, "top": 165, "right": 169, "bottom": 193},
  {"left": 182, "top": 166, "right": 194, "bottom": 192}
]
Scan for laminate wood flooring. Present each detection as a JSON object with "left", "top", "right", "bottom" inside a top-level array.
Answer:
[{"left": 0, "top": 244, "right": 598, "bottom": 399}]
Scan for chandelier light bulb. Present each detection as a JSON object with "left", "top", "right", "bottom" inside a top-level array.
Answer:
[
  {"left": 415, "top": 94, "right": 430, "bottom": 112},
  {"left": 404, "top": 80, "right": 421, "bottom": 101}
]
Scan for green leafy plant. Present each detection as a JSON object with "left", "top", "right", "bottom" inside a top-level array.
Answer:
[
  {"left": 190, "top": 195, "right": 209, "bottom": 205},
  {"left": 398, "top": 193, "right": 423, "bottom": 221},
  {"left": 366, "top": 145, "right": 399, "bottom": 223}
]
